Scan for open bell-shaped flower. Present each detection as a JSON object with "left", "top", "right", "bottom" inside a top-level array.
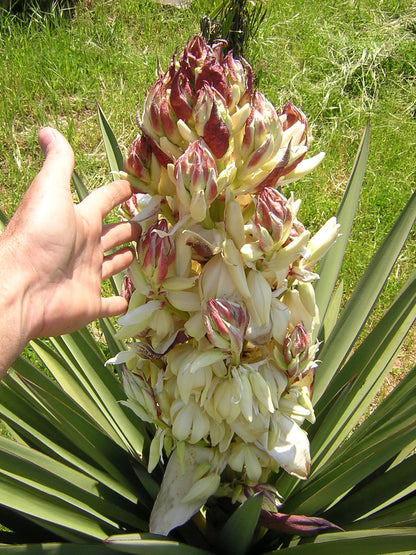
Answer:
[{"left": 149, "top": 444, "right": 225, "bottom": 536}]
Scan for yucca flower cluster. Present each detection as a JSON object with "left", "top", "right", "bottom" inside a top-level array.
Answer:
[{"left": 108, "top": 35, "right": 339, "bottom": 536}]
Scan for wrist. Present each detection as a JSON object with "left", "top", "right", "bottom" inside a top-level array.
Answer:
[{"left": 0, "top": 234, "right": 35, "bottom": 375}]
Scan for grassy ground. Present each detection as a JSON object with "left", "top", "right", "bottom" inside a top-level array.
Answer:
[{"left": 0, "top": 0, "right": 415, "bottom": 362}]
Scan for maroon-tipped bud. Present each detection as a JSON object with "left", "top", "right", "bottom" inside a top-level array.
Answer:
[
  {"left": 194, "top": 84, "right": 230, "bottom": 159},
  {"left": 204, "top": 298, "right": 249, "bottom": 357},
  {"left": 280, "top": 100, "right": 308, "bottom": 144},
  {"left": 170, "top": 69, "right": 194, "bottom": 122},
  {"left": 174, "top": 140, "right": 218, "bottom": 221},
  {"left": 121, "top": 275, "right": 136, "bottom": 304},
  {"left": 125, "top": 136, "right": 152, "bottom": 183},
  {"left": 255, "top": 187, "right": 293, "bottom": 249},
  {"left": 121, "top": 193, "right": 139, "bottom": 219},
  {"left": 283, "top": 323, "right": 310, "bottom": 367},
  {"left": 138, "top": 219, "right": 175, "bottom": 288},
  {"left": 223, "top": 51, "right": 253, "bottom": 107},
  {"left": 146, "top": 78, "right": 177, "bottom": 140},
  {"left": 259, "top": 510, "right": 343, "bottom": 537}
]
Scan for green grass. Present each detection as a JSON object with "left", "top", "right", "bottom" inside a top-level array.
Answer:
[{"left": 0, "top": 0, "right": 414, "bottom": 357}]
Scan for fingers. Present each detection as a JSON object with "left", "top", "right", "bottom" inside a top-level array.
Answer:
[
  {"left": 37, "top": 127, "right": 75, "bottom": 188},
  {"left": 82, "top": 179, "right": 134, "bottom": 219},
  {"left": 102, "top": 247, "right": 135, "bottom": 281},
  {"left": 99, "top": 295, "right": 129, "bottom": 319},
  {"left": 101, "top": 221, "right": 140, "bottom": 253}
]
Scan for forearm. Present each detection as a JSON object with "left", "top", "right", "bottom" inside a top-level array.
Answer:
[{"left": 0, "top": 236, "right": 33, "bottom": 377}]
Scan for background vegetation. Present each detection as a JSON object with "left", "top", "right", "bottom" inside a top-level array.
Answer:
[{"left": 1, "top": 0, "right": 415, "bottom": 372}]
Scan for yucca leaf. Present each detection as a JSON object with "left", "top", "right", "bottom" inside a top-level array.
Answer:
[
  {"left": 216, "top": 494, "right": 263, "bottom": 555},
  {"left": 277, "top": 528, "right": 416, "bottom": 554},
  {"left": 0, "top": 467, "right": 119, "bottom": 542},
  {"left": 323, "top": 454, "right": 416, "bottom": 525},
  {"left": 0, "top": 375, "right": 141, "bottom": 503},
  {"left": 320, "top": 279, "right": 343, "bottom": 342},
  {"left": 313, "top": 189, "right": 416, "bottom": 404},
  {"left": 49, "top": 330, "right": 146, "bottom": 456},
  {"left": 29, "top": 340, "right": 121, "bottom": 443},
  {"left": 0, "top": 437, "right": 146, "bottom": 534},
  {"left": 4, "top": 362, "right": 143, "bottom": 495},
  {"left": 346, "top": 495, "right": 416, "bottom": 530},
  {"left": 72, "top": 170, "right": 89, "bottom": 201},
  {"left": 96, "top": 103, "right": 130, "bottom": 296},
  {"left": 309, "top": 271, "right": 416, "bottom": 471},
  {"left": 314, "top": 122, "right": 370, "bottom": 342},
  {"left": 0, "top": 546, "right": 112, "bottom": 554},
  {"left": 97, "top": 103, "right": 124, "bottom": 176},
  {"left": 283, "top": 404, "right": 416, "bottom": 516},
  {"left": 105, "top": 532, "right": 213, "bottom": 554},
  {"left": 99, "top": 318, "right": 126, "bottom": 359}
]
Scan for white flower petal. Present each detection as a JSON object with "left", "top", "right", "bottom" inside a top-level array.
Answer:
[
  {"left": 149, "top": 445, "right": 216, "bottom": 536},
  {"left": 260, "top": 414, "right": 310, "bottom": 479}
]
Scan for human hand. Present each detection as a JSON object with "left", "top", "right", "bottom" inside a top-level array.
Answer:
[{"left": 0, "top": 127, "right": 139, "bottom": 375}]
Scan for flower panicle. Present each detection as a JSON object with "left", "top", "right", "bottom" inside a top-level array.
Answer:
[{"left": 109, "top": 34, "right": 339, "bottom": 536}]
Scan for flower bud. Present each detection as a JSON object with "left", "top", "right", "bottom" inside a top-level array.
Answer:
[
  {"left": 203, "top": 299, "right": 249, "bottom": 359},
  {"left": 182, "top": 472, "right": 221, "bottom": 505},
  {"left": 283, "top": 324, "right": 310, "bottom": 374},
  {"left": 228, "top": 442, "right": 262, "bottom": 482},
  {"left": 223, "top": 51, "right": 253, "bottom": 109},
  {"left": 174, "top": 141, "right": 218, "bottom": 222},
  {"left": 171, "top": 399, "right": 210, "bottom": 444},
  {"left": 302, "top": 217, "right": 340, "bottom": 268},
  {"left": 245, "top": 270, "right": 272, "bottom": 328},
  {"left": 255, "top": 187, "right": 294, "bottom": 250},
  {"left": 142, "top": 78, "right": 181, "bottom": 145},
  {"left": 193, "top": 84, "right": 231, "bottom": 159},
  {"left": 249, "top": 371, "right": 274, "bottom": 414},
  {"left": 280, "top": 101, "right": 308, "bottom": 146},
  {"left": 138, "top": 219, "right": 175, "bottom": 289},
  {"left": 124, "top": 135, "right": 158, "bottom": 194},
  {"left": 120, "top": 275, "right": 135, "bottom": 304}
]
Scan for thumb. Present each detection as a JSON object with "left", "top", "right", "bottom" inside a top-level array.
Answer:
[{"left": 37, "top": 127, "right": 75, "bottom": 187}]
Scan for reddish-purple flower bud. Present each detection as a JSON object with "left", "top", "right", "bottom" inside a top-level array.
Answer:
[
  {"left": 255, "top": 187, "right": 293, "bottom": 249},
  {"left": 239, "top": 91, "right": 281, "bottom": 174},
  {"left": 223, "top": 51, "right": 253, "bottom": 107},
  {"left": 121, "top": 275, "right": 136, "bottom": 304},
  {"left": 121, "top": 193, "right": 139, "bottom": 219},
  {"left": 259, "top": 510, "right": 343, "bottom": 537},
  {"left": 280, "top": 100, "right": 308, "bottom": 144},
  {"left": 174, "top": 140, "right": 218, "bottom": 221},
  {"left": 283, "top": 323, "right": 310, "bottom": 367},
  {"left": 170, "top": 69, "right": 194, "bottom": 122},
  {"left": 145, "top": 78, "right": 178, "bottom": 141},
  {"left": 195, "top": 60, "right": 229, "bottom": 105},
  {"left": 203, "top": 298, "right": 249, "bottom": 357},
  {"left": 182, "top": 35, "right": 213, "bottom": 72},
  {"left": 193, "top": 84, "right": 230, "bottom": 159},
  {"left": 125, "top": 135, "right": 152, "bottom": 184},
  {"left": 138, "top": 219, "right": 175, "bottom": 288}
]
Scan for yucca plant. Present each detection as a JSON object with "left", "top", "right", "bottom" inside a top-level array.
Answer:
[{"left": 0, "top": 33, "right": 415, "bottom": 555}]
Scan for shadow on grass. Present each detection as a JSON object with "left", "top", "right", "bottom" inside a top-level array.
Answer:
[{"left": 0, "top": 0, "right": 75, "bottom": 16}]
